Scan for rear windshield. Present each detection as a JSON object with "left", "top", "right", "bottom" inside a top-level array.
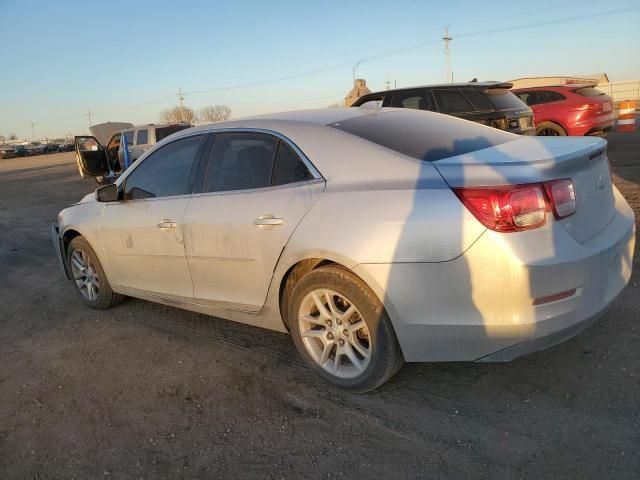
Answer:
[
  {"left": 155, "top": 125, "right": 190, "bottom": 142},
  {"left": 329, "top": 110, "right": 515, "bottom": 162},
  {"left": 484, "top": 89, "right": 527, "bottom": 110},
  {"left": 573, "top": 87, "right": 605, "bottom": 97}
]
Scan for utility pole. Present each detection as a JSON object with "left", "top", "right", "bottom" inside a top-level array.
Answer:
[
  {"left": 385, "top": 77, "right": 391, "bottom": 90},
  {"left": 85, "top": 109, "right": 92, "bottom": 128},
  {"left": 352, "top": 60, "right": 364, "bottom": 86},
  {"left": 30, "top": 120, "right": 37, "bottom": 140},
  {"left": 177, "top": 87, "right": 185, "bottom": 122},
  {"left": 442, "top": 26, "right": 452, "bottom": 83}
]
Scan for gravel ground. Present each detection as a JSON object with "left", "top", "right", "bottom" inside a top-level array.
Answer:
[{"left": 1, "top": 130, "right": 639, "bottom": 479}]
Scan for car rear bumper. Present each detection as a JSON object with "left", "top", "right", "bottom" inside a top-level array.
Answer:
[
  {"left": 570, "top": 114, "right": 615, "bottom": 136},
  {"left": 353, "top": 189, "right": 635, "bottom": 362}
]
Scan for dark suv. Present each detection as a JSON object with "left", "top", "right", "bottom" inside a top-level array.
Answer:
[{"left": 352, "top": 82, "right": 535, "bottom": 135}]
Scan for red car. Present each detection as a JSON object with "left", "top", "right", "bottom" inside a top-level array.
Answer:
[{"left": 512, "top": 85, "right": 614, "bottom": 136}]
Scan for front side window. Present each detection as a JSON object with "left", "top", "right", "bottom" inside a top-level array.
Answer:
[
  {"left": 272, "top": 141, "right": 313, "bottom": 186},
  {"left": 123, "top": 135, "right": 203, "bottom": 200},
  {"left": 203, "top": 132, "right": 278, "bottom": 193},
  {"left": 432, "top": 89, "right": 474, "bottom": 113},
  {"left": 136, "top": 129, "right": 148, "bottom": 145},
  {"left": 390, "top": 90, "right": 434, "bottom": 111}
]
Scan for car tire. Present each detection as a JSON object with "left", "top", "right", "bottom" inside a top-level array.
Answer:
[
  {"left": 67, "top": 236, "right": 125, "bottom": 309},
  {"left": 288, "top": 266, "right": 404, "bottom": 392},
  {"left": 536, "top": 122, "right": 567, "bottom": 136}
]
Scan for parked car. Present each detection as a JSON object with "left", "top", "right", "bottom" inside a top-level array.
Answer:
[
  {"left": 54, "top": 108, "right": 635, "bottom": 391},
  {"left": 29, "top": 143, "right": 47, "bottom": 155},
  {"left": 75, "top": 122, "right": 191, "bottom": 184},
  {"left": 14, "top": 145, "right": 30, "bottom": 157},
  {"left": 0, "top": 145, "right": 17, "bottom": 159},
  {"left": 512, "top": 85, "right": 614, "bottom": 136},
  {"left": 45, "top": 143, "right": 60, "bottom": 153},
  {"left": 352, "top": 81, "right": 535, "bottom": 135}
]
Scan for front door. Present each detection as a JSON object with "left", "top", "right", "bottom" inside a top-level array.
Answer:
[
  {"left": 100, "top": 134, "right": 207, "bottom": 299},
  {"left": 182, "top": 132, "right": 324, "bottom": 311},
  {"left": 75, "top": 136, "right": 108, "bottom": 177}
]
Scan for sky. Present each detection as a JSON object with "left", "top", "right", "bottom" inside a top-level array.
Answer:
[{"left": 1, "top": 0, "right": 639, "bottom": 140}]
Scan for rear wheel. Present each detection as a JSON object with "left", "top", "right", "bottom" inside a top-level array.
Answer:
[
  {"left": 536, "top": 122, "right": 567, "bottom": 136},
  {"left": 67, "top": 236, "right": 125, "bottom": 309},
  {"left": 288, "top": 266, "right": 403, "bottom": 392}
]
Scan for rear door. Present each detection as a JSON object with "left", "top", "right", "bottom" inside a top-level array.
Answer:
[
  {"left": 389, "top": 89, "right": 435, "bottom": 111},
  {"left": 182, "top": 131, "right": 324, "bottom": 311},
  {"left": 432, "top": 88, "right": 478, "bottom": 121},
  {"left": 75, "top": 136, "right": 108, "bottom": 177}
]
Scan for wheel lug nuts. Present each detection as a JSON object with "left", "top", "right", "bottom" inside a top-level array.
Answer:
[
  {"left": 336, "top": 319, "right": 342, "bottom": 325},
  {"left": 326, "top": 320, "right": 332, "bottom": 327},
  {"left": 343, "top": 329, "right": 348, "bottom": 336},
  {"left": 338, "top": 339, "right": 345, "bottom": 346},
  {"left": 327, "top": 332, "right": 334, "bottom": 340}
]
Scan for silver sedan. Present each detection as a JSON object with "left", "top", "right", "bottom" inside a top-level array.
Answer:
[{"left": 54, "top": 108, "right": 636, "bottom": 391}]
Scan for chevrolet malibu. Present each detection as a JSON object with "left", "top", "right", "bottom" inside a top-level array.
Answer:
[{"left": 53, "top": 108, "right": 635, "bottom": 391}]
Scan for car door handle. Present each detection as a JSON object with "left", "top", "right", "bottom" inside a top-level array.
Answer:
[
  {"left": 157, "top": 219, "right": 177, "bottom": 229},
  {"left": 254, "top": 215, "right": 283, "bottom": 226}
]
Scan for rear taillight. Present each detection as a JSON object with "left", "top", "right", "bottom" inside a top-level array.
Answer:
[
  {"left": 544, "top": 179, "right": 576, "bottom": 219},
  {"left": 453, "top": 179, "right": 576, "bottom": 232}
]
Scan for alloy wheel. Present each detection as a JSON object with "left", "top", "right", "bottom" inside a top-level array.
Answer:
[
  {"left": 297, "top": 289, "right": 371, "bottom": 379},
  {"left": 70, "top": 249, "right": 100, "bottom": 302}
]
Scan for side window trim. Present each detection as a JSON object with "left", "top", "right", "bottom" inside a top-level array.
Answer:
[{"left": 119, "top": 133, "right": 208, "bottom": 201}]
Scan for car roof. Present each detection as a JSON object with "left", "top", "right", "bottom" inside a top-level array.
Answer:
[
  {"left": 512, "top": 84, "right": 597, "bottom": 91},
  {"left": 359, "top": 81, "right": 513, "bottom": 97},
  {"left": 123, "top": 122, "right": 191, "bottom": 131}
]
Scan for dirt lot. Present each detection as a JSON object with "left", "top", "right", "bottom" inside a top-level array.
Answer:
[{"left": 1, "top": 130, "right": 639, "bottom": 480}]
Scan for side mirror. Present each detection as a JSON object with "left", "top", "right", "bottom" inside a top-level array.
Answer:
[{"left": 96, "top": 184, "right": 120, "bottom": 202}]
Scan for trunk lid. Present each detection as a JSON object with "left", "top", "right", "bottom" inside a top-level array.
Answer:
[{"left": 434, "top": 136, "right": 614, "bottom": 243}]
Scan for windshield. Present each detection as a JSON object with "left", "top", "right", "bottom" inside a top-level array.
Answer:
[
  {"left": 485, "top": 89, "right": 528, "bottom": 110},
  {"left": 329, "top": 110, "right": 515, "bottom": 162},
  {"left": 155, "top": 125, "right": 190, "bottom": 142}
]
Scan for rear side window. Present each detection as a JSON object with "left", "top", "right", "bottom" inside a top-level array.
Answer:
[
  {"left": 155, "top": 125, "right": 191, "bottom": 142},
  {"left": 123, "top": 131, "right": 134, "bottom": 145},
  {"left": 390, "top": 90, "right": 434, "bottom": 111},
  {"left": 485, "top": 89, "right": 527, "bottom": 110},
  {"left": 462, "top": 89, "right": 495, "bottom": 111},
  {"left": 272, "top": 141, "right": 313, "bottom": 186},
  {"left": 136, "top": 129, "right": 148, "bottom": 145},
  {"left": 123, "top": 135, "right": 203, "bottom": 200},
  {"left": 432, "top": 90, "right": 474, "bottom": 113},
  {"left": 573, "top": 87, "right": 605, "bottom": 97},
  {"left": 204, "top": 132, "right": 278, "bottom": 192},
  {"left": 516, "top": 90, "right": 566, "bottom": 106},
  {"left": 330, "top": 110, "right": 515, "bottom": 162}
]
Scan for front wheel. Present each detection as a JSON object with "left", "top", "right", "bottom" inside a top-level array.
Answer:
[
  {"left": 288, "top": 266, "right": 403, "bottom": 392},
  {"left": 67, "top": 236, "right": 125, "bottom": 309}
]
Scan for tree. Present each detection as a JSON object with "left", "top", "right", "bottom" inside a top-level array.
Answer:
[
  {"left": 159, "top": 106, "right": 197, "bottom": 124},
  {"left": 198, "top": 105, "right": 232, "bottom": 123},
  {"left": 9, "top": 133, "right": 17, "bottom": 140}
]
